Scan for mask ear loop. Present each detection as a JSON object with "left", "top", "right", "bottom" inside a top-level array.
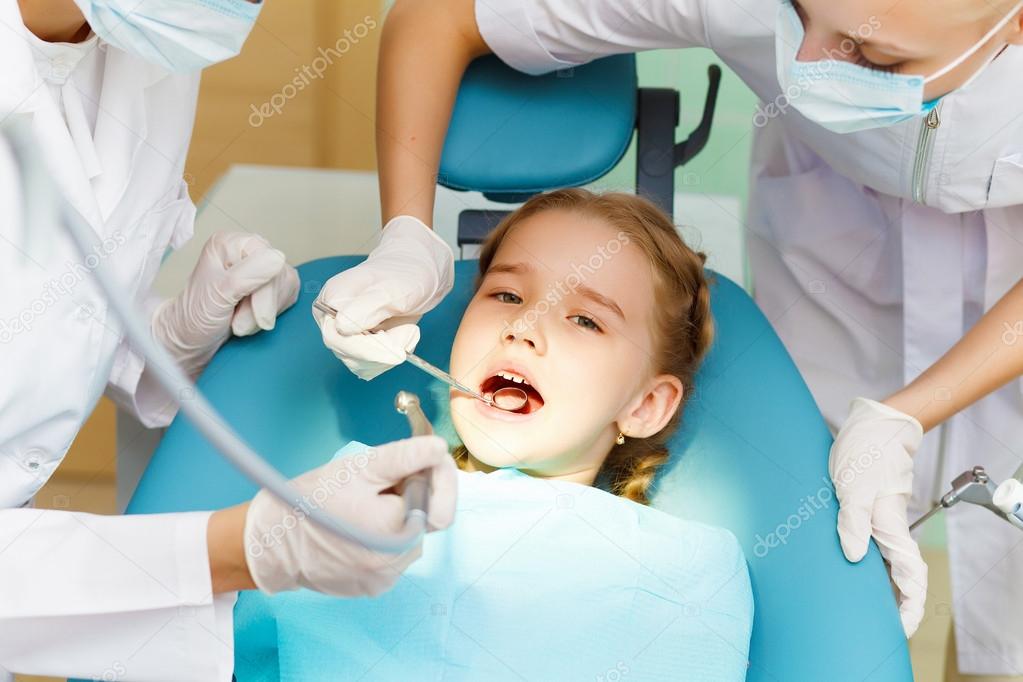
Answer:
[{"left": 923, "top": 0, "right": 1023, "bottom": 84}]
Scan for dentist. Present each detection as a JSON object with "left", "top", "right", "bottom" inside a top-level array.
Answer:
[
  {"left": 0, "top": 1, "right": 456, "bottom": 680},
  {"left": 316, "top": 0, "right": 1023, "bottom": 678}
]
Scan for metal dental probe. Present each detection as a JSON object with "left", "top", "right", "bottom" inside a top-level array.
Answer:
[{"left": 314, "top": 299, "right": 528, "bottom": 411}]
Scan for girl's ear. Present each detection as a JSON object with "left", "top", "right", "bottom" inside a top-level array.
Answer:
[{"left": 617, "top": 374, "right": 683, "bottom": 439}]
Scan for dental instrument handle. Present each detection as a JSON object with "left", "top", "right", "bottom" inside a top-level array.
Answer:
[
  {"left": 313, "top": 299, "right": 495, "bottom": 406},
  {"left": 313, "top": 299, "right": 334, "bottom": 318},
  {"left": 395, "top": 391, "right": 433, "bottom": 524},
  {"left": 910, "top": 472, "right": 973, "bottom": 532},
  {"left": 404, "top": 352, "right": 493, "bottom": 405},
  {"left": 909, "top": 503, "right": 944, "bottom": 532}
]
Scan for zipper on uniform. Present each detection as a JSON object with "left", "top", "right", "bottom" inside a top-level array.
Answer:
[{"left": 911, "top": 102, "right": 943, "bottom": 204}]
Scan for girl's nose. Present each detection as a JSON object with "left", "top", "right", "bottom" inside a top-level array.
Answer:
[{"left": 502, "top": 319, "right": 544, "bottom": 354}]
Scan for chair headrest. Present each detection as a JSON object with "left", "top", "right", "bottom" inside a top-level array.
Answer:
[{"left": 439, "top": 55, "right": 637, "bottom": 199}]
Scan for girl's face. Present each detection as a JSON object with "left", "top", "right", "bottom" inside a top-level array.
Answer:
[
  {"left": 448, "top": 210, "right": 682, "bottom": 484},
  {"left": 794, "top": 0, "right": 1023, "bottom": 101}
]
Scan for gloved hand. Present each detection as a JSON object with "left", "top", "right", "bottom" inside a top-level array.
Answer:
[
  {"left": 314, "top": 216, "right": 454, "bottom": 380},
  {"left": 243, "top": 435, "right": 458, "bottom": 597},
  {"left": 829, "top": 397, "right": 927, "bottom": 637},
  {"left": 153, "top": 232, "right": 299, "bottom": 377}
]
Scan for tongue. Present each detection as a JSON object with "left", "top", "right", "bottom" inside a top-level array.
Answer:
[
  {"left": 482, "top": 375, "right": 544, "bottom": 413},
  {"left": 493, "top": 389, "right": 527, "bottom": 410}
]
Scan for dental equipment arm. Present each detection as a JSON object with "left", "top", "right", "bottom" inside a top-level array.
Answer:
[
  {"left": 3, "top": 117, "right": 435, "bottom": 556},
  {"left": 911, "top": 466, "right": 1023, "bottom": 532}
]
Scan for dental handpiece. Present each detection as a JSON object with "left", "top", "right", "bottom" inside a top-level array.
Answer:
[
  {"left": 395, "top": 391, "right": 433, "bottom": 525},
  {"left": 911, "top": 466, "right": 1023, "bottom": 533}
]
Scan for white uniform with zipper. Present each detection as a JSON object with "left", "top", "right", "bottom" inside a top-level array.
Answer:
[{"left": 477, "top": 0, "right": 1023, "bottom": 674}]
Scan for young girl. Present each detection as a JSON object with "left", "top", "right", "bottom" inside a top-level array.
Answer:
[
  {"left": 234, "top": 189, "right": 753, "bottom": 681},
  {"left": 446, "top": 188, "right": 714, "bottom": 504}
]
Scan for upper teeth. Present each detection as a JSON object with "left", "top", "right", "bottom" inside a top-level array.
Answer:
[{"left": 496, "top": 370, "right": 530, "bottom": 386}]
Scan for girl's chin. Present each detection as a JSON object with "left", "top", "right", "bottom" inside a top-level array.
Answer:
[{"left": 455, "top": 432, "right": 550, "bottom": 471}]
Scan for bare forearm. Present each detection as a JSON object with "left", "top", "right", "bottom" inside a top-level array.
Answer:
[
  {"left": 885, "top": 278, "right": 1023, "bottom": 431},
  {"left": 376, "top": 0, "right": 489, "bottom": 225},
  {"left": 208, "top": 502, "right": 257, "bottom": 593},
  {"left": 18, "top": 0, "right": 89, "bottom": 42}
]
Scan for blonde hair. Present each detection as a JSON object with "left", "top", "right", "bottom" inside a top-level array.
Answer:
[{"left": 452, "top": 189, "right": 714, "bottom": 505}]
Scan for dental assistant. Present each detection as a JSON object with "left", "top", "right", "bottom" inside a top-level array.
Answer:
[
  {"left": 0, "top": 2, "right": 456, "bottom": 680},
  {"left": 315, "top": 0, "right": 1023, "bottom": 676}
]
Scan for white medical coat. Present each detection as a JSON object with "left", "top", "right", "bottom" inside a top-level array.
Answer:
[
  {"left": 0, "top": 5, "right": 235, "bottom": 680},
  {"left": 476, "top": 0, "right": 1023, "bottom": 674}
]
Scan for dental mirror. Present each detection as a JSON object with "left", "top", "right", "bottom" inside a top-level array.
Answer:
[
  {"left": 314, "top": 299, "right": 530, "bottom": 412},
  {"left": 488, "top": 386, "right": 529, "bottom": 411}
]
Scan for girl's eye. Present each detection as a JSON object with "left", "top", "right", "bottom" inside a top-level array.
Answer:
[
  {"left": 570, "top": 315, "right": 602, "bottom": 333},
  {"left": 494, "top": 291, "right": 522, "bottom": 305},
  {"left": 854, "top": 52, "right": 901, "bottom": 74}
]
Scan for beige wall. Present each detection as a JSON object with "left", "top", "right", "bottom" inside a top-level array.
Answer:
[
  {"left": 184, "top": 0, "right": 383, "bottom": 199},
  {"left": 19, "top": 4, "right": 383, "bottom": 680}
]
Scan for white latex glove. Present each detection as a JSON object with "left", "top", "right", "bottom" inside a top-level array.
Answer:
[
  {"left": 829, "top": 397, "right": 927, "bottom": 637},
  {"left": 243, "top": 435, "right": 458, "bottom": 597},
  {"left": 313, "top": 215, "right": 454, "bottom": 380},
  {"left": 153, "top": 232, "right": 299, "bottom": 377}
]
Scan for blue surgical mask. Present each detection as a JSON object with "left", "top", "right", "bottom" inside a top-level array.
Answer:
[
  {"left": 72, "top": 0, "right": 263, "bottom": 73},
  {"left": 774, "top": 0, "right": 1023, "bottom": 133}
]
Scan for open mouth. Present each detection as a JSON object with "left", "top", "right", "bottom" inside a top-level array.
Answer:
[{"left": 480, "top": 369, "right": 545, "bottom": 414}]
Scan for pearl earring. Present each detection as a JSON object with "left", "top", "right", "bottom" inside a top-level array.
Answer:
[{"left": 615, "top": 432, "right": 626, "bottom": 446}]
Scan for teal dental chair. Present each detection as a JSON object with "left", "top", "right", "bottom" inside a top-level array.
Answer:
[{"left": 120, "top": 56, "right": 913, "bottom": 680}]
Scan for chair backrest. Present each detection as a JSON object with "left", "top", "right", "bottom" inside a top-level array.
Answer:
[
  {"left": 124, "top": 53, "right": 912, "bottom": 682},
  {"left": 127, "top": 257, "right": 912, "bottom": 681},
  {"left": 433, "top": 52, "right": 911, "bottom": 679}
]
